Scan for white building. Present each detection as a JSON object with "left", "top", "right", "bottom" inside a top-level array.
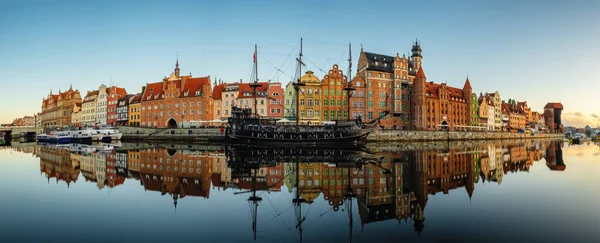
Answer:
[
  {"left": 96, "top": 84, "right": 108, "bottom": 125},
  {"left": 488, "top": 105, "right": 495, "bottom": 131},
  {"left": 82, "top": 90, "right": 99, "bottom": 126}
]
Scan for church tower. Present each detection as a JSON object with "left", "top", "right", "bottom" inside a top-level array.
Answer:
[
  {"left": 174, "top": 55, "right": 180, "bottom": 78},
  {"left": 411, "top": 39, "right": 423, "bottom": 71},
  {"left": 411, "top": 66, "right": 427, "bottom": 130}
]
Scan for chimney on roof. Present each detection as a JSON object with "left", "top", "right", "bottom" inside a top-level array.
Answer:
[{"left": 240, "top": 79, "right": 243, "bottom": 83}]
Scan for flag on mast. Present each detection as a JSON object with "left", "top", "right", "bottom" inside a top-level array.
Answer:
[{"left": 253, "top": 51, "right": 257, "bottom": 63}]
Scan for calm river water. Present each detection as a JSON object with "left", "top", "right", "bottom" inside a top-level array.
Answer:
[{"left": 0, "top": 139, "right": 598, "bottom": 243}]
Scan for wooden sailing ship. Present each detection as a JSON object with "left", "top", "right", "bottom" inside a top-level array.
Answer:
[{"left": 226, "top": 39, "right": 388, "bottom": 145}]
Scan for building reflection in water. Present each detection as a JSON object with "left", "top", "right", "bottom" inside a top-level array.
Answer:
[{"left": 18, "top": 139, "right": 565, "bottom": 242}]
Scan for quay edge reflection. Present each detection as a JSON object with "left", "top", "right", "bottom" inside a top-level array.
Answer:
[{"left": 12, "top": 139, "right": 566, "bottom": 241}]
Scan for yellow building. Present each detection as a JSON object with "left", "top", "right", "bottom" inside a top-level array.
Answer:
[
  {"left": 298, "top": 71, "right": 322, "bottom": 123},
  {"left": 321, "top": 64, "right": 349, "bottom": 121},
  {"left": 128, "top": 94, "right": 142, "bottom": 127},
  {"left": 297, "top": 162, "right": 322, "bottom": 203}
]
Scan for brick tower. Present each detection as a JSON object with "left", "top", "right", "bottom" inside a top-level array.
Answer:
[
  {"left": 463, "top": 77, "right": 473, "bottom": 130},
  {"left": 411, "top": 66, "right": 427, "bottom": 130}
]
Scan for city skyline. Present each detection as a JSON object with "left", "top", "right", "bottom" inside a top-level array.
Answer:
[{"left": 1, "top": 0, "right": 599, "bottom": 127}]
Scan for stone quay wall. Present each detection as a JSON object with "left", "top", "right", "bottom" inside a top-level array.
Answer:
[
  {"left": 366, "top": 130, "right": 565, "bottom": 142},
  {"left": 118, "top": 126, "right": 565, "bottom": 143},
  {"left": 120, "top": 126, "right": 224, "bottom": 142}
]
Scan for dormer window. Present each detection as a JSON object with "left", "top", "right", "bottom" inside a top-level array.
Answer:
[
  {"left": 184, "top": 91, "right": 189, "bottom": 96},
  {"left": 195, "top": 91, "right": 200, "bottom": 95},
  {"left": 147, "top": 96, "right": 151, "bottom": 100}
]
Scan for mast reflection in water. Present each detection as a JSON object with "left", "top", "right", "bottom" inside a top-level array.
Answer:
[{"left": 4, "top": 139, "right": 592, "bottom": 243}]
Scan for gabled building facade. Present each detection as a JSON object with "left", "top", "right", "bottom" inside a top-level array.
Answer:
[
  {"left": 96, "top": 84, "right": 108, "bottom": 125},
  {"left": 81, "top": 90, "right": 99, "bottom": 126},
  {"left": 283, "top": 82, "right": 297, "bottom": 120},
  {"left": 40, "top": 86, "right": 82, "bottom": 128},
  {"left": 128, "top": 93, "right": 142, "bottom": 127},
  {"left": 297, "top": 71, "right": 322, "bottom": 123},
  {"left": 140, "top": 60, "right": 213, "bottom": 128},
  {"left": 116, "top": 94, "right": 133, "bottom": 126},
  {"left": 107, "top": 86, "right": 128, "bottom": 126},
  {"left": 321, "top": 64, "right": 348, "bottom": 121}
]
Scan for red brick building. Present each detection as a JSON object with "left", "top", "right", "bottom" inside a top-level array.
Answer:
[
  {"left": 413, "top": 68, "right": 472, "bottom": 131},
  {"left": 140, "top": 60, "right": 213, "bottom": 128},
  {"left": 350, "top": 41, "right": 472, "bottom": 131},
  {"left": 107, "top": 86, "right": 128, "bottom": 126},
  {"left": 266, "top": 82, "right": 284, "bottom": 119}
]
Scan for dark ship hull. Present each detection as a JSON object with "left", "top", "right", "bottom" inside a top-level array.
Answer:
[{"left": 226, "top": 107, "right": 376, "bottom": 146}]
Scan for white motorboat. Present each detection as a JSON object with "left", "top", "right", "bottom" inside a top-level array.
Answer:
[
  {"left": 69, "top": 130, "right": 93, "bottom": 143},
  {"left": 69, "top": 143, "right": 96, "bottom": 154},
  {"left": 96, "top": 127, "right": 123, "bottom": 141}
]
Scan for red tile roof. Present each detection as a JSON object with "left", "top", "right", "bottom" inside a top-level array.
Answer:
[
  {"left": 142, "top": 76, "right": 210, "bottom": 101},
  {"left": 142, "top": 82, "right": 164, "bottom": 101},
  {"left": 447, "top": 86, "right": 465, "bottom": 100},
  {"left": 416, "top": 67, "right": 426, "bottom": 79},
  {"left": 131, "top": 93, "right": 142, "bottom": 103},
  {"left": 544, "top": 103, "right": 563, "bottom": 109},
  {"left": 212, "top": 83, "right": 225, "bottom": 100},
  {"left": 111, "top": 87, "right": 127, "bottom": 96},
  {"left": 425, "top": 82, "right": 467, "bottom": 102},
  {"left": 180, "top": 77, "right": 210, "bottom": 98},
  {"left": 237, "top": 82, "right": 268, "bottom": 98},
  {"left": 425, "top": 82, "right": 440, "bottom": 99},
  {"left": 464, "top": 78, "right": 472, "bottom": 90}
]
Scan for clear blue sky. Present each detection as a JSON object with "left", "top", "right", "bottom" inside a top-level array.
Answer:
[{"left": 1, "top": 0, "right": 598, "bottom": 127}]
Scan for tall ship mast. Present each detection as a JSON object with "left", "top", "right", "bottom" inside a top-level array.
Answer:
[{"left": 226, "top": 39, "right": 389, "bottom": 146}]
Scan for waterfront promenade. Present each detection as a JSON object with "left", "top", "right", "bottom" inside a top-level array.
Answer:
[{"left": 118, "top": 126, "right": 564, "bottom": 142}]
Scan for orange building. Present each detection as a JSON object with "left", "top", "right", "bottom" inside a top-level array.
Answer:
[
  {"left": 502, "top": 102, "right": 527, "bottom": 130},
  {"left": 40, "top": 86, "right": 82, "bottom": 128},
  {"left": 140, "top": 60, "right": 213, "bottom": 128},
  {"left": 321, "top": 64, "right": 349, "bottom": 120},
  {"left": 321, "top": 165, "right": 349, "bottom": 211},
  {"left": 139, "top": 148, "right": 214, "bottom": 207},
  {"left": 38, "top": 145, "right": 80, "bottom": 187}
]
